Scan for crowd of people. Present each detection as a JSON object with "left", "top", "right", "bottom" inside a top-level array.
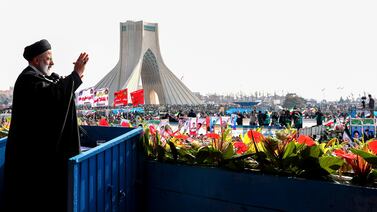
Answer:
[{"left": 75, "top": 103, "right": 348, "bottom": 130}]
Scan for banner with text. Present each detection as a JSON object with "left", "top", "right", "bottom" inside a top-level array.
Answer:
[
  {"left": 77, "top": 87, "right": 94, "bottom": 106},
  {"left": 130, "top": 89, "right": 144, "bottom": 106},
  {"left": 93, "top": 88, "right": 109, "bottom": 107},
  {"left": 113, "top": 88, "right": 128, "bottom": 107}
]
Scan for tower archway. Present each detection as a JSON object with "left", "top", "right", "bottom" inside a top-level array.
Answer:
[
  {"left": 94, "top": 21, "right": 202, "bottom": 105},
  {"left": 149, "top": 89, "right": 160, "bottom": 104},
  {"left": 140, "top": 49, "right": 165, "bottom": 104}
]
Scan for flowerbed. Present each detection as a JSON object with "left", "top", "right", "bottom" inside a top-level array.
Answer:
[{"left": 142, "top": 124, "right": 377, "bottom": 187}]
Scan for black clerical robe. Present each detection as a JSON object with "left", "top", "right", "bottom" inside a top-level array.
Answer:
[{"left": 4, "top": 66, "right": 82, "bottom": 211}]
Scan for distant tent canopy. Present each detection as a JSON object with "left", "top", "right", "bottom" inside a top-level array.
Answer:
[
  {"left": 233, "top": 102, "right": 260, "bottom": 107},
  {"left": 111, "top": 107, "right": 145, "bottom": 114},
  {"left": 226, "top": 108, "right": 251, "bottom": 115}
]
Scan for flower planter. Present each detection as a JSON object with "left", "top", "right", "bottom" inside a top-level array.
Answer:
[
  {"left": 144, "top": 161, "right": 377, "bottom": 211},
  {"left": 2, "top": 126, "right": 377, "bottom": 211}
]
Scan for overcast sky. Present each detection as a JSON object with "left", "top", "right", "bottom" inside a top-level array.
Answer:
[{"left": 1, "top": 0, "right": 377, "bottom": 101}]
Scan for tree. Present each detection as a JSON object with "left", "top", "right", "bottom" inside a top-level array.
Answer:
[{"left": 282, "top": 93, "right": 306, "bottom": 109}]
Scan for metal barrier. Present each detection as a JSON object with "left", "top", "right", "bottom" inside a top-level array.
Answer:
[
  {"left": 0, "top": 137, "right": 6, "bottom": 207},
  {"left": 145, "top": 161, "right": 377, "bottom": 211},
  {"left": 68, "top": 126, "right": 143, "bottom": 212},
  {"left": 299, "top": 125, "right": 325, "bottom": 137},
  {"left": 0, "top": 127, "right": 143, "bottom": 212}
]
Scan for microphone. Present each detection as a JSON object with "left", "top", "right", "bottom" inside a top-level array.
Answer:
[
  {"left": 48, "top": 72, "right": 61, "bottom": 82},
  {"left": 50, "top": 72, "right": 60, "bottom": 80}
]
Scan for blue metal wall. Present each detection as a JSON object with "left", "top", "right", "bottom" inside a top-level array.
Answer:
[
  {"left": 0, "top": 137, "right": 6, "bottom": 207},
  {"left": 68, "top": 126, "right": 143, "bottom": 212},
  {"left": 0, "top": 127, "right": 143, "bottom": 212},
  {"left": 145, "top": 161, "right": 377, "bottom": 212}
]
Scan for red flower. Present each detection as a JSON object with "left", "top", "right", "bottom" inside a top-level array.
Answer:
[
  {"left": 174, "top": 134, "right": 189, "bottom": 140},
  {"left": 247, "top": 130, "right": 264, "bottom": 143},
  {"left": 333, "top": 149, "right": 370, "bottom": 177},
  {"left": 368, "top": 140, "right": 377, "bottom": 155},
  {"left": 297, "top": 135, "right": 316, "bottom": 147},
  {"left": 333, "top": 149, "right": 357, "bottom": 160},
  {"left": 206, "top": 133, "right": 220, "bottom": 140},
  {"left": 149, "top": 125, "right": 156, "bottom": 135},
  {"left": 121, "top": 121, "right": 130, "bottom": 127},
  {"left": 99, "top": 118, "right": 109, "bottom": 126},
  {"left": 233, "top": 141, "right": 247, "bottom": 154}
]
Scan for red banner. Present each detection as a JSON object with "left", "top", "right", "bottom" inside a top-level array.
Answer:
[
  {"left": 130, "top": 89, "right": 144, "bottom": 106},
  {"left": 113, "top": 88, "right": 128, "bottom": 107}
]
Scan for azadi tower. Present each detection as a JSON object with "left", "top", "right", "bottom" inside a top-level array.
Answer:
[{"left": 95, "top": 21, "right": 202, "bottom": 105}]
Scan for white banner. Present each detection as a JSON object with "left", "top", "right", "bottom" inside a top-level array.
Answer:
[
  {"left": 77, "top": 87, "right": 94, "bottom": 106},
  {"left": 93, "top": 88, "right": 109, "bottom": 107}
]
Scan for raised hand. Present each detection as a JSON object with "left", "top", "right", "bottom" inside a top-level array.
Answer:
[{"left": 73, "top": 52, "right": 89, "bottom": 78}]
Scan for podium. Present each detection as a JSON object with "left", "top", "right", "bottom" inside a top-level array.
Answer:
[{"left": 0, "top": 126, "right": 143, "bottom": 212}]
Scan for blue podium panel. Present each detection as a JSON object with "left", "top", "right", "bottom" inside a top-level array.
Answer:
[
  {"left": 0, "top": 137, "right": 6, "bottom": 207},
  {"left": 145, "top": 161, "right": 377, "bottom": 212},
  {"left": 0, "top": 127, "right": 142, "bottom": 211},
  {"left": 68, "top": 126, "right": 142, "bottom": 212}
]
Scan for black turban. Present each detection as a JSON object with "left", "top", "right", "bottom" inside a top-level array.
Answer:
[{"left": 23, "top": 39, "right": 51, "bottom": 61}]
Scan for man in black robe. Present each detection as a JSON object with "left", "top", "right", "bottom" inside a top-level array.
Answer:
[{"left": 4, "top": 39, "right": 89, "bottom": 211}]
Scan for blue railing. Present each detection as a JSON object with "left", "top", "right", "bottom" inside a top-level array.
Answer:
[
  {"left": 0, "top": 137, "right": 6, "bottom": 207},
  {"left": 0, "top": 126, "right": 143, "bottom": 212},
  {"left": 68, "top": 126, "right": 143, "bottom": 212}
]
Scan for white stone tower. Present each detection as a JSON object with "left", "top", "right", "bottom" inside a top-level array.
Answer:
[{"left": 95, "top": 21, "right": 202, "bottom": 105}]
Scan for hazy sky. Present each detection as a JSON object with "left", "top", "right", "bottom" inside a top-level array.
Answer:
[{"left": 1, "top": 0, "right": 377, "bottom": 101}]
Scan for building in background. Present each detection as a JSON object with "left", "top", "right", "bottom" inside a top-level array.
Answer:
[{"left": 95, "top": 21, "right": 202, "bottom": 105}]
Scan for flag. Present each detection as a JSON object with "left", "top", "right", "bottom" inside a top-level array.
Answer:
[
  {"left": 342, "top": 131, "right": 352, "bottom": 142},
  {"left": 206, "top": 116, "right": 210, "bottom": 132},
  {"left": 130, "top": 89, "right": 144, "bottom": 106},
  {"left": 231, "top": 114, "right": 237, "bottom": 130},
  {"left": 113, "top": 88, "right": 128, "bottom": 107}
]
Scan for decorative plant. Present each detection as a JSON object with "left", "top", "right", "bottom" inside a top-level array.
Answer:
[
  {"left": 341, "top": 140, "right": 377, "bottom": 186},
  {"left": 0, "top": 121, "right": 9, "bottom": 138},
  {"left": 141, "top": 123, "right": 377, "bottom": 187},
  {"left": 247, "top": 128, "right": 334, "bottom": 179}
]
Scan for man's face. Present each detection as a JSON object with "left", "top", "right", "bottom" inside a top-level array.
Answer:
[{"left": 36, "top": 50, "right": 54, "bottom": 76}]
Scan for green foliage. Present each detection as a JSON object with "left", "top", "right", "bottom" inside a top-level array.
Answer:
[
  {"left": 319, "top": 156, "right": 344, "bottom": 174},
  {"left": 0, "top": 128, "right": 8, "bottom": 138},
  {"left": 282, "top": 93, "right": 306, "bottom": 109},
  {"left": 351, "top": 149, "right": 377, "bottom": 168}
]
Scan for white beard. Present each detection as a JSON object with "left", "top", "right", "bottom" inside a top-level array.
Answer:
[{"left": 38, "top": 63, "right": 52, "bottom": 76}]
